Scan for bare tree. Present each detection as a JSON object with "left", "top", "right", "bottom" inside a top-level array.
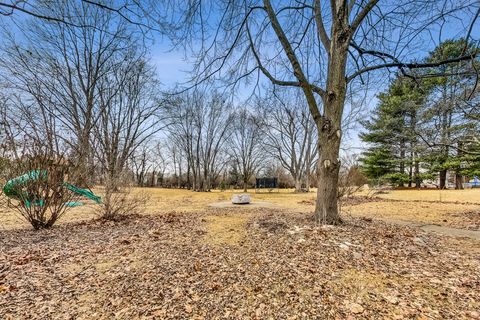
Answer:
[
  {"left": 149, "top": 141, "right": 169, "bottom": 187},
  {"left": 131, "top": 146, "right": 151, "bottom": 187},
  {"left": 131, "top": 141, "right": 169, "bottom": 187},
  {"left": 92, "top": 57, "right": 161, "bottom": 216},
  {"left": 157, "top": 0, "right": 479, "bottom": 223},
  {"left": 228, "top": 107, "right": 265, "bottom": 192},
  {"left": 0, "top": 0, "right": 158, "bottom": 32},
  {"left": 263, "top": 91, "right": 318, "bottom": 192},
  {"left": 0, "top": 0, "right": 141, "bottom": 186},
  {"left": 163, "top": 89, "right": 233, "bottom": 191},
  {"left": 166, "top": 139, "right": 181, "bottom": 188}
]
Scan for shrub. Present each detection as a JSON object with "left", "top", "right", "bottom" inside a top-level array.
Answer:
[
  {"left": 96, "top": 174, "right": 146, "bottom": 221},
  {"left": 1, "top": 152, "right": 82, "bottom": 229}
]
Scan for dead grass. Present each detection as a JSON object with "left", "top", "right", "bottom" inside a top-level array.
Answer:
[
  {"left": 1, "top": 187, "right": 480, "bottom": 231},
  {"left": 137, "top": 187, "right": 316, "bottom": 212},
  {"left": 363, "top": 188, "right": 480, "bottom": 204},
  {"left": 203, "top": 214, "right": 248, "bottom": 246},
  {"left": 344, "top": 200, "right": 480, "bottom": 228},
  {"left": 0, "top": 187, "right": 315, "bottom": 230}
]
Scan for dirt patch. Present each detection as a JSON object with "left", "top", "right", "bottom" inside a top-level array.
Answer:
[{"left": 203, "top": 214, "right": 248, "bottom": 246}]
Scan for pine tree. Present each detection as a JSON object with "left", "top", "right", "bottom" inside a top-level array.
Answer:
[
  {"left": 361, "top": 39, "right": 480, "bottom": 189},
  {"left": 360, "top": 77, "right": 426, "bottom": 186},
  {"left": 421, "top": 39, "right": 480, "bottom": 188}
]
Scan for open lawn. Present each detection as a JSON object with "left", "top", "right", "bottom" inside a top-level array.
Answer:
[
  {"left": 366, "top": 188, "right": 480, "bottom": 204},
  {"left": 1, "top": 188, "right": 480, "bottom": 319},
  {"left": 2, "top": 187, "right": 480, "bottom": 231}
]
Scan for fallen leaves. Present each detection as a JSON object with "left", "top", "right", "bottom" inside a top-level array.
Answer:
[
  {"left": 0, "top": 209, "right": 479, "bottom": 319},
  {"left": 346, "top": 302, "right": 364, "bottom": 314}
]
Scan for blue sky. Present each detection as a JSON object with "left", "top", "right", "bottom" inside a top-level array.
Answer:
[
  {"left": 2, "top": 0, "right": 478, "bottom": 158},
  {"left": 150, "top": 44, "right": 187, "bottom": 85},
  {"left": 145, "top": 2, "right": 479, "bottom": 157}
]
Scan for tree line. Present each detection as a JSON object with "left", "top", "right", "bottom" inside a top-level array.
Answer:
[
  {"left": 0, "top": 1, "right": 319, "bottom": 197},
  {"left": 360, "top": 39, "right": 480, "bottom": 189}
]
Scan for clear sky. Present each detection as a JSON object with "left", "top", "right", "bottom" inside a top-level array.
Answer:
[
  {"left": 146, "top": 3, "right": 479, "bottom": 157},
  {"left": 2, "top": 1, "right": 478, "bottom": 158}
]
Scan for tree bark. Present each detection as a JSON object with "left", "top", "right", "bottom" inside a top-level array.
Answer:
[
  {"left": 408, "top": 150, "right": 413, "bottom": 188},
  {"left": 314, "top": 29, "right": 348, "bottom": 224},
  {"left": 415, "top": 159, "right": 421, "bottom": 188},
  {"left": 294, "top": 178, "right": 302, "bottom": 193},
  {"left": 305, "top": 170, "right": 310, "bottom": 192},
  {"left": 455, "top": 172, "right": 464, "bottom": 190},
  {"left": 399, "top": 139, "right": 405, "bottom": 187},
  {"left": 439, "top": 169, "right": 447, "bottom": 189},
  {"left": 315, "top": 130, "right": 342, "bottom": 224},
  {"left": 455, "top": 141, "right": 464, "bottom": 190}
]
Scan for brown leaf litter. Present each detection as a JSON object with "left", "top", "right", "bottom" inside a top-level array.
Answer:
[{"left": 0, "top": 209, "right": 479, "bottom": 319}]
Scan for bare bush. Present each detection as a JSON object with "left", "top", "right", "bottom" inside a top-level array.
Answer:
[
  {"left": 364, "top": 185, "right": 391, "bottom": 200},
  {"left": 96, "top": 175, "right": 147, "bottom": 221},
  {"left": 337, "top": 158, "right": 369, "bottom": 217},
  {"left": 1, "top": 152, "right": 83, "bottom": 229}
]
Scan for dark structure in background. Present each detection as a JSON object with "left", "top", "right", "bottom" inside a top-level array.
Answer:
[{"left": 255, "top": 177, "right": 279, "bottom": 193}]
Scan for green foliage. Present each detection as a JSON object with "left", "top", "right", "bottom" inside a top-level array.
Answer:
[
  {"left": 361, "top": 38, "right": 480, "bottom": 188},
  {"left": 360, "top": 76, "right": 425, "bottom": 186},
  {"left": 382, "top": 173, "right": 411, "bottom": 186},
  {"left": 416, "top": 172, "right": 435, "bottom": 182},
  {"left": 360, "top": 147, "right": 395, "bottom": 181}
]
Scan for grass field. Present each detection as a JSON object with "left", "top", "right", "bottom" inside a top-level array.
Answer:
[
  {"left": 1, "top": 187, "right": 480, "bottom": 231},
  {"left": 367, "top": 188, "right": 480, "bottom": 204}
]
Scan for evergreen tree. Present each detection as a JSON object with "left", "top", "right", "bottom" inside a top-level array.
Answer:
[
  {"left": 361, "top": 39, "right": 480, "bottom": 189},
  {"left": 421, "top": 39, "right": 480, "bottom": 188},
  {"left": 360, "top": 77, "right": 426, "bottom": 186}
]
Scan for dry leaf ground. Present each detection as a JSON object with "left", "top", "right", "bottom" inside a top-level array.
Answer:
[
  {"left": 1, "top": 188, "right": 480, "bottom": 319},
  {"left": 1, "top": 210, "right": 479, "bottom": 319}
]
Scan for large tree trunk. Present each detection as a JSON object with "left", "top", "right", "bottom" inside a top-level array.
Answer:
[
  {"left": 294, "top": 178, "right": 302, "bottom": 192},
  {"left": 314, "top": 35, "right": 347, "bottom": 224},
  {"left": 399, "top": 139, "right": 405, "bottom": 187},
  {"left": 408, "top": 150, "right": 413, "bottom": 188},
  {"left": 439, "top": 169, "right": 447, "bottom": 189},
  {"left": 72, "top": 132, "right": 91, "bottom": 187},
  {"left": 178, "top": 159, "right": 183, "bottom": 188},
  {"left": 315, "top": 131, "right": 342, "bottom": 224},
  {"left": 455, "top": 141, "right": 464, "bottom": 190},
  {"left": 150, "top": 170, "right": 156, "bottom": 187},
  {"left": 455, "top": 172, "right": 464, "bottom": 190},
  {"left": 305, "top": 170, "right": 310, "bottom": 192},
  {"left": 415, "top": 159, "right": 421, "bottom": 188}
]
